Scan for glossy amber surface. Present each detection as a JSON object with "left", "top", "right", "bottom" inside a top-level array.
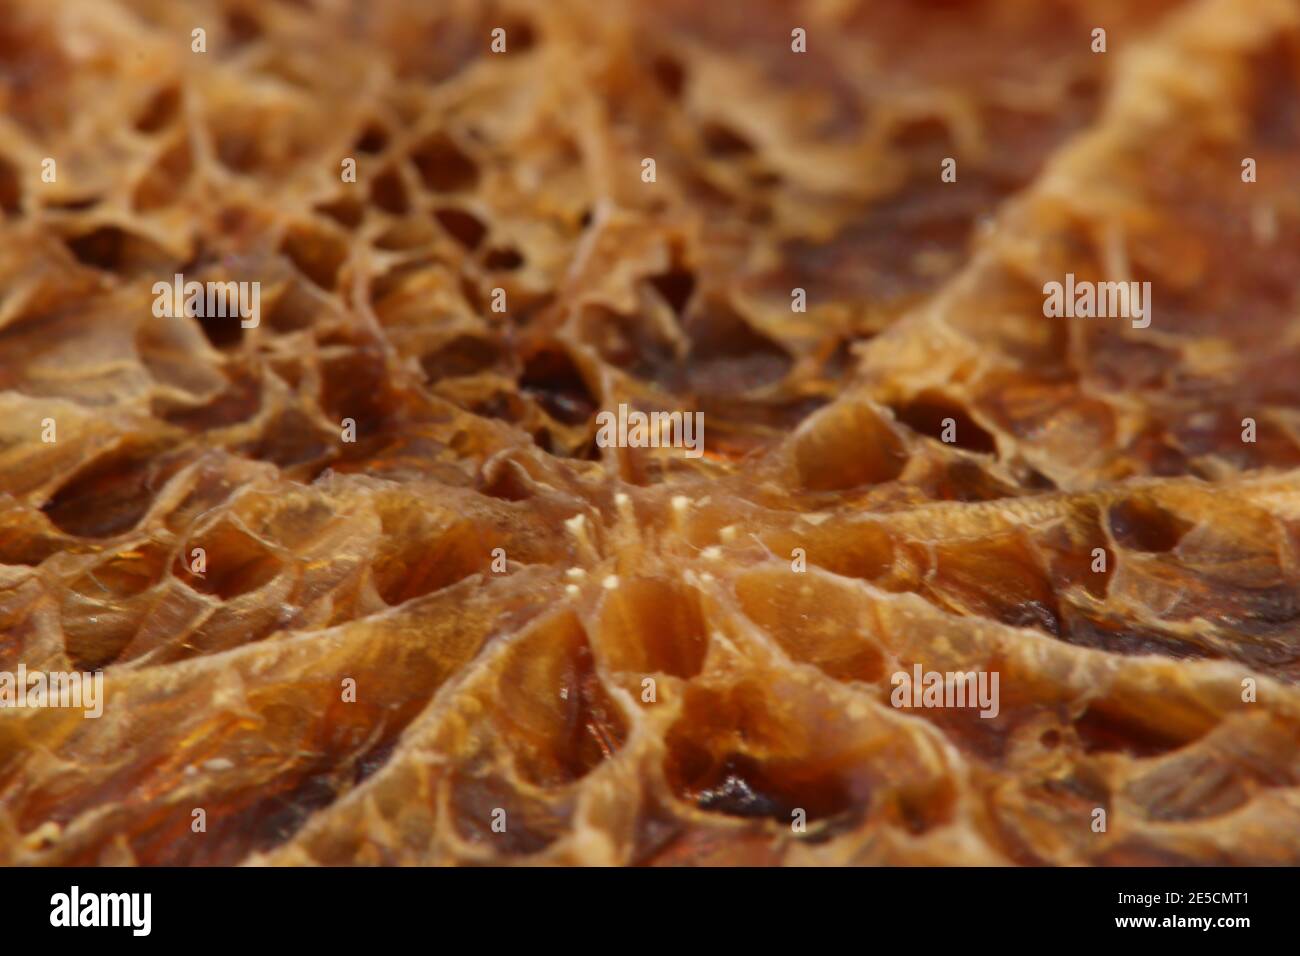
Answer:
[{"left": 1, "top": 0, "right": 1299, "bottom": 864}]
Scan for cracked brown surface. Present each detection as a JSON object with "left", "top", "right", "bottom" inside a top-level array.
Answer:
[{"left": 1, "top": 0, "right": 1299, "bottom": 865}]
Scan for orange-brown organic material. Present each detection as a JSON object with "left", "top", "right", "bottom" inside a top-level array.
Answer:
[{"left": 1, "top": 0, "right": 1299, "bottom": 865}]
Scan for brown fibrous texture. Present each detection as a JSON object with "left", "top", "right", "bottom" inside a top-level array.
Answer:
[{"left": 2, "top": 0, "right": 1300, "bottom": 865}]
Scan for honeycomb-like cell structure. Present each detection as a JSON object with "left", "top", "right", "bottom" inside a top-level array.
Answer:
[{"left": 1, "top": 0, "right": 1300, "bottom": 865}]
